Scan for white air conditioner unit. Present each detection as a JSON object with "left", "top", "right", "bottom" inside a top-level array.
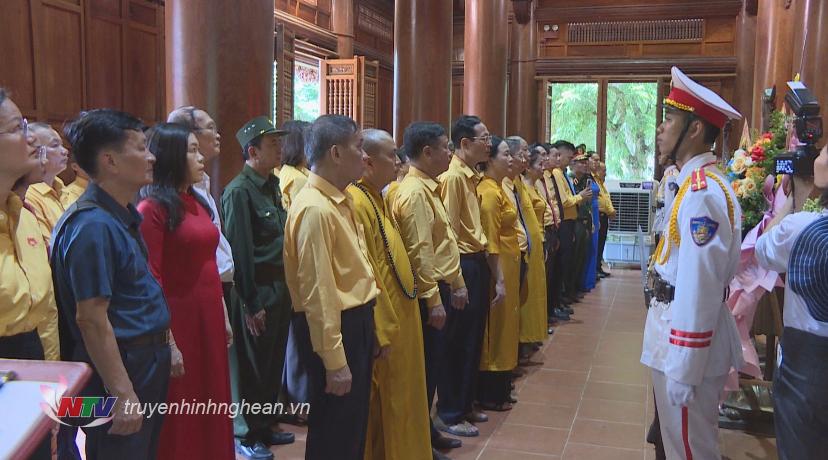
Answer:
[{"left": 603, "top": 179, "right": 657, "bottom": 266}]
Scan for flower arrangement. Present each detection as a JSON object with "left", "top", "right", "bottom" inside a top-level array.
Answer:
[{"left": 724, "top": 111, "right": 788, "bottom": 230}]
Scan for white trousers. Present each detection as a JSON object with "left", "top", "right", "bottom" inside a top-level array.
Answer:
[{"left": 651, "top": 369, "right": 727, "bottom": 460}]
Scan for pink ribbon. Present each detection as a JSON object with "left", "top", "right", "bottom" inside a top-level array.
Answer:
[{"left": 724, "top": 175, "right": 788, "bottom": 391}]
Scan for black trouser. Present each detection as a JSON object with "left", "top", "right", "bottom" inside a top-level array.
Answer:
[
  {"left": 229, "top": 286, "right": 292, "bottom": 445},
  {"left": 0, "top": 330, "right": 51, "bottom": 460},
  {"left": 544, "top": 226, "right": 562, "bottom": 315},
  {"left": 597, "top": 213, "right": 609, "bottom": 270},
  {"left": 61, "top": 342, "right": 171, "bottom": 460},
  {"left": 477, "top": 371, "right": 511, "bottom": 405},
  {"left": 420, "top": 282, "right": 452, "bottom": 440},
  {"left": 774, "top": 327, "right": 828, "bottom": 460},
  {"left": 573, "top": 220, "right": 590, "bottom": 292},
  {"left": 290, "top": 302, "right": 375, "bottom": 460},
  {"left": 436, "top": 252, "right": 491, "bottom": 425},
  {"left": 558, "top": 220, "right": 577, "bottom": 298}
]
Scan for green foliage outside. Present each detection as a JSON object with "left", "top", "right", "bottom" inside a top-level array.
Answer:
[
  {"left": 549, "top": 83, "right": 598, "bottom": 151},
  {"left": 605, "top": 83, "right": 657, "bottom": 181},
  {"left": 548, "top": 82, "right": 657, "bottom": 181}
]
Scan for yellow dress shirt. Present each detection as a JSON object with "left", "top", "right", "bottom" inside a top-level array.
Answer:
[
  {"left": 278, "top": 164, "right": 310, "bottom": 210},
  {"left": 25, "top": 178, "right": 67, "bottom": 246},
  {"left": 384, "top": 180, "right": 401, "bottom": 210},
  {"left": 61, "top": 175, "right": 88, "bottom": 207},
  {"left": 438, "top": 155, "right": 488, "bottom": 254},
  {"left": 538, "top": 171, "right": 562, "bottom": 227},
  {"left": 503, "top": 177, "right": 528, "bottom": 253},
  {"left": 552, "top": 168, "right": 583, "bottom": 221},
  {"left": 392, "top": 166, "right": 465, "bottom": 308},
  {"left": 284, "top": 173, "right": 379, "bottom": 370},
  {"left": 0, "top": 195, "right": 54, "bottom": 343},
  {"left": 596, "top": 178, "right": 616, "bottom": 216}
]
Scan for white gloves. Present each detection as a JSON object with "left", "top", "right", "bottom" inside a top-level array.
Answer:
[{"left": 666, "top": 377, "right": 695, "bottom": 406}]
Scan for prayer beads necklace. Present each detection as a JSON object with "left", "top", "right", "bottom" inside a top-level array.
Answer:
[{"left": 353, "top": 182, "right": 419, "bottom": 300}]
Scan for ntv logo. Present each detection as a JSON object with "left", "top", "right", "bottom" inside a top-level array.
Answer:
[{"left": 40, "top": 376, "right": 116, "bottom": 427}]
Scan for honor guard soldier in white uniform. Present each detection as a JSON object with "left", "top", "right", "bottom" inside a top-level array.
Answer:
[{"left": 641, "top": 67, "right": 744, "bottom": 460}]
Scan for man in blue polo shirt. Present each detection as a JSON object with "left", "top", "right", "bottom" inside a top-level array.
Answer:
[{"left": 51, "top": 109, "right": 178, "bottom": 460}]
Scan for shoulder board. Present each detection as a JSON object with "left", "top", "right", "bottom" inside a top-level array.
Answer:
[{"left": 690, "top": 167, "right": 708, "bottom": 192}]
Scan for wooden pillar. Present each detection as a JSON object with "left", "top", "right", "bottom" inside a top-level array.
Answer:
[
  {"left": 464, "top": 0, "right": 509, "bottom": 135},
  {"left": 735, "top": 2, "right": 757, "bottom": 132},
  {"left": 333, "top": 0, "right": 354, "bottom": 58},
  {"left": 507, "top": 2, "right": 538, "bottom": 141},
  {"left": 166, "top": 0, "right": 274, "bottom": 192},
  {"left": 793, "top": 0, "right": 828, "bottom": 140},
  {"left": 752, "top": 0, "right": 795, "bottom": 127},
  {"left": 393, "top": 0, "right": 453, "bottom": 140}
]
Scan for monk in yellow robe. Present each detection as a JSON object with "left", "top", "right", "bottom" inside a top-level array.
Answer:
[{"left": 347, "top": 129, "right": 431, "bottom": 460}]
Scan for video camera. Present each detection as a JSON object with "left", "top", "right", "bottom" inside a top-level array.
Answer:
[{"left": 774, "top": 81, "right": 822, "bottom": 177}]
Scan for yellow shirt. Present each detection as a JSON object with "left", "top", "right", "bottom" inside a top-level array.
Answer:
[
  {"left": 552, "top": 168, "right": 583, "bottom": 221},
  {"left": 0, "top": 195, "right": 53, "bottom": 339},
  {"left": 596, "top": 178, "right": 616, "bottom": 215},
  {"left": 61, "top": 175, "right": 88, "bottom": 207},
  {"left": 439, "top": 155, "right": 488, "bottom": 254},
  {"left": 284, "top": 173, "right": 379, "bottom": 370},
  {"left": 538, "top": 170, "right": 562, "bottom": 227},
  {"left": 278, "top": 164, "right": 310, "bottom": 210},
  {"left": 25, "top": 178, "right": 67, "bottom": 246},
  {"left": 503, "top": 177, "right": 528, "bottom": 253},
  {"left": 392, "top": 166, "right": 465, "bottom": 308},
  {"left": 383, "top": 180, "right": 401, "bottom": 210}
]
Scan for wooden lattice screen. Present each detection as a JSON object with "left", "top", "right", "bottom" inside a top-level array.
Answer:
[
  {"left": 274, "top": 23, "right": 295, "bottom": 128},
  {"left": 320, "top": 56, "right": 379, "bottom": 128}
]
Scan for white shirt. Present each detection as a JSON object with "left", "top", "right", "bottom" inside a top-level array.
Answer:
[
  {"left": 641, "top": 153, "right": 744, "bottom": 385},
  {"left": 755, "top": 211, "right": 828, "bottom": 337},
  {"left": 193, "top": 173, "right": 235, "bottom": 283}
]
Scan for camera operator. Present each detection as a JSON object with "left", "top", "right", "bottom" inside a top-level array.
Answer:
[{"left": 755, "top": 144, "right": 828, "bottom": 460}]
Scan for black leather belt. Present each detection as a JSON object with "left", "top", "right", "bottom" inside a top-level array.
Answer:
[{"left": 118, "top": 329, "right": 169, "bottom": 350}]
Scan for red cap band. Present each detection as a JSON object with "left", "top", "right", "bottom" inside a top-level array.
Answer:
[{"left": 664, "top": 87, "right": 728, "bottom": 129}]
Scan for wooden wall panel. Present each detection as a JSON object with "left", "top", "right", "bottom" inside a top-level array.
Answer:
[
  {"left": 41, "top": 2, "right": 84, "bottom": 121},
  {"left": 0, "top": 0, "right": 38, "bottom": 114},
  {"left": 451, "top": 76, "right": 464, "bottom": 122},
  {"left": 85, "top": 17, "right": 122, "bottom": 109},
  {"left": 124, "top": 28, "right": 159, "bottom": 121},
  {"left": 0, "top": 0, "right": 165, "bottom": 126}
]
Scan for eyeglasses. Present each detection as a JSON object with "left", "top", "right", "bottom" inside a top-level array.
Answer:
[
  {"left": 471, "top": 134, "right": 492, "bottom": 144},
  {"left": 0, "top": 117, "right": 28, "bottom": 138}
]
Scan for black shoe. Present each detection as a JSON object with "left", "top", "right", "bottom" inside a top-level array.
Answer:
[
  {"left": 563, "top": 305, "right": 574, "bottom": 315},
  {"left": 432, "top": 433, "right": 462, "bottom": 449},
  {"left": 267, "top": 430, "right": 295, "bottom": 445},
  {"left": 553, "top": 308, "right": 571, "bottom": 321},
  {"left": 598, "top": 269, "right": 611, "bottom": 277},
  {"left": 548, "top": 315, "right": 559, "bottom": 326},
  {"left": 433, "top": 447, "right": 452, "bottom": 460},
  {"left": 235, "top": 440, "right": 274, "bottom": 460}
]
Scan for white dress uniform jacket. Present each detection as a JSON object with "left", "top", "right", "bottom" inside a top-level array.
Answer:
[{"left": 641, "top": 152, "right": 744, "bottom": 385}]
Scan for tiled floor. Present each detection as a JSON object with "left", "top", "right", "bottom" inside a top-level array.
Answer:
[{"left": 259, "top": 269, "right": 779, "bottom": 460}]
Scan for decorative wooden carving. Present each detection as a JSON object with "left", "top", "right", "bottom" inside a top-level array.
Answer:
[{"left": 320, "top": 56, "right": 379, "bottom": 128}]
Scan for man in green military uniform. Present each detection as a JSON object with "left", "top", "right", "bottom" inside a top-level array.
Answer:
[{"left": 222, "top": 117, "right": 294, "bottom": 460}]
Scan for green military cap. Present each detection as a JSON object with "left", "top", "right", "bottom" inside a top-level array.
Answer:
[
  {"left": 236, "top": 116, "right": 287, "bottom": 148},
  {"left": 573, "top": 152, "right": 590, "bottom": 162}
]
